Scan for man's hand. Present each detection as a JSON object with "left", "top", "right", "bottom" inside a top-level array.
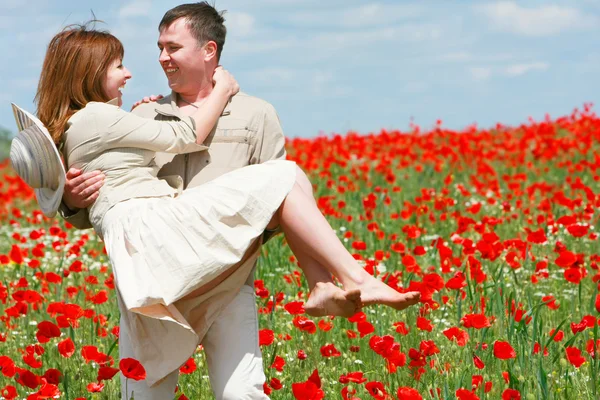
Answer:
[
  {"left": 130, "top": 94, "right": 164, "bottom": 111},
  {"left": 63, "top": 168, "right": 104, "bottom": 210}
]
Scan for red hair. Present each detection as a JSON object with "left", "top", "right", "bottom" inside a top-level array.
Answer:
[{"left": 35, "top": 23, "right": 124, "bottom": 144}]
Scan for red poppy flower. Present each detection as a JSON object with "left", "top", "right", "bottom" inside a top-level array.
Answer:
[
  {"left": 526, "top": 228, "right": 547, "bottom": 244},
  {"left": 565, "top": 347, "right": 586, "bottom": 368},
  {"left": 456, "top": 388, "right": 480, "bottom": 400},
  {"left": 394, "top": 321, "right": 410, "bottom": 335},
  {"left": 9, "top": 245, "right": 24, "bottom": 264},
  {"left": 42, "top": 368, "right": 61, "bottom": 385},
  {"left": 473, "top": 355, "right": 485, "bottom": 369},
  {"left": 339, "top": 371, "right": 367, "bottom": 384},
  {"left": 179, "top": 358, "right": 196, "bottom": 375},
  {"left": 461, "top": 314, "right": 491, "bottom": 329},
  {"left": 271, "top": 355, "right": 285, "bottom": 372},
  {"left": 357, "top": 320, "right": 374, "bottom": 337},
  {"left": 0, "top": 385, "right": 18, "bottom": 400},
  {"left": 293, "top": 316, "right": 317, "bottom": 334},
  {"left": 119, "top": 358, "right": 146, "bottom": 381},
  {"left": 87, "top": 382, "right": 104, "bottom": 393},
  {"left": 567, "top": 224, "right": 588, "bottom": 237},
  {"left": 15, "top": 368, "right": 40, "bottom": 389},
  {"left": 493, "top": 341, "right": 516, "bottom": 360},
  {"left": 555, "top": 251, "right": 577, "bottom": 268},
  {"left": 292, "top": 370, "right": 324, "bottom": 400},
  {"left": 284, "top": 301, "right": 305, "bottom": 315},
  {"left": 292, "top": 381, "right": 324, "bottom": 400},
  {"left": 0, "top": 356, "right": 17, "bottom": 378},
  {"left": 270, "top": 377, "right": 283, "bottom": 390},
  {"left": 564, "top": 267, "right": 583, "bottom": 284},
  {"left": 443, "top": 327, "right": 469, "bottom": 346},
  {"left": 586, "top": 339, "right": 600, "bottom": 358},
  {"left": 502, "top": 388, "right": 521, "bottom": 399},
  {"left": 36, "top": 321, "right": 61, "bottom": 344},
  {"left": 320, "top": 343, "right": 341, "bottom": 357},
  {"left": 397, "top": 386, "right": 423, "bottom": 400},
  {"left": 98, "top": 366, "right": 120, "bottom": 381},
  {"left": 259, "top": 329, "right": 275, "bottom": 346},
  {"left": 57, "top": 338, "right": 75, "bottom": 358},
  {"left": 416, "top": 317, "right": 433, "bottom": 332},
  {"left": 365, "top": 381, "right": 388, "bottom": 400},
  {"left": 352, "top": 241, "right": 367, "bottom": 251},
  {"left": 318, "top": 319, "right": 333, "bottom": 331}
]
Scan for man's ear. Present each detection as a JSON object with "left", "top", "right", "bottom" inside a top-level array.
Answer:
[{"left": 204, "top": 41, "right": 218, "bottom": 61}]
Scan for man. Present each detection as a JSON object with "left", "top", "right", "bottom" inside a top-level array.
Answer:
[{"left": 60, "top": 3, "right": 286, "bottom": 399}]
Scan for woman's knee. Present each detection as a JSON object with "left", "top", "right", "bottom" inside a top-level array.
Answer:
[{"left": 295, "top": 166, "right": 314, "bottom": 197}]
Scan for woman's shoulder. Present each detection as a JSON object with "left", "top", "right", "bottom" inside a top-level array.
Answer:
[{"left": 69, "top": 101, "right": 122, "bottom": 125}]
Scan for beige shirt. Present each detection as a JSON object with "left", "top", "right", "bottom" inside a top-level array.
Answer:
[
  {"left": 61, "top": 91, "right": 286, "bottom": 226},
  {"left": 61, "top": 99, "right": 207, "bottom": 233},
  {"left": 59, "top": 91, "right": 287, "bottom": 386}
]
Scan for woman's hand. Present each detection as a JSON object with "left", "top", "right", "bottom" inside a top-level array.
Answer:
[
  {"left": 212, "top": 66, "right": 239, "bottom": 97},
  {"left": 130, "top": 94, "right": 164, "bottom": 111}
]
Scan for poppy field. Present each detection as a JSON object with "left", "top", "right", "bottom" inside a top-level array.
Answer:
[{"left": 1, "top": 105, "right": 600, "bottom": 399}]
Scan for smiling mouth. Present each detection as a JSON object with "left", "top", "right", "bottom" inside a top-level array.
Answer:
[{"left": 165, "top": 67, "right": 179, "bottom": 74}]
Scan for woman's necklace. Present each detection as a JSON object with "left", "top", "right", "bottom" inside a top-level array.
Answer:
[{"left": 179, "top": 97, "right": 200, "bottom": 108}]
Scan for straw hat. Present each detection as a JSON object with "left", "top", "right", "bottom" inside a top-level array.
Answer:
[{"left": 9, "top": 103, "right": 66, "bottom": 217}]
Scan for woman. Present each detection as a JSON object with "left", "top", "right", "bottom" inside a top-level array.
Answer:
[{"left": 33, "top": 24, "right": 420, "bottom": 383}]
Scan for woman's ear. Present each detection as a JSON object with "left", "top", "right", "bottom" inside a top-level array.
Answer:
[{"left": 204, "top": 41, "right": 218, "bottom": 62}]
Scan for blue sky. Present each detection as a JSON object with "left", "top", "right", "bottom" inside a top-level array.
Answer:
[{"left": 1, "top": 0, "right": 600, "bottom": 138}]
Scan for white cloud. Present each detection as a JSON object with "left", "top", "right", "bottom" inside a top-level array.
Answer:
[
  {"left": 477, "top": 2, "right": 597, "bottom": 36},
  {"left": 245, "top": 67, "right": 297, "bottom": 86},
  {"left": 118, "top": 0, "right": 151, "bottom": 18},
  {"left": 469, "top": 67, "right": 492, "bottom": 81},
  {"left": 287, "top": 3, "right": 423, "bottom": 28},
  {"left": 440, "top": 52, "right": 472, "bottom": 62},
  {"left": 505, "top": 62, "right": 549, "bottom": 76},
  {"left": 226, "top": 12, "right": 256, "bottom": 37}
]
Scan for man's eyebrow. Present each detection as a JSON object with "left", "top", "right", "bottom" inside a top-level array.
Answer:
[{"left": 157, "top": 41, "right": 181, "bottom": 47}]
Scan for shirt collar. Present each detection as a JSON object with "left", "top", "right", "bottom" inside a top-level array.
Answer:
[{"left": 107, "top": 98, "right": 120, "bottom": 106}]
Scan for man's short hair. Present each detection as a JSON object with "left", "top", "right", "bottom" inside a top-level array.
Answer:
[{"left": 159, "top": 2, "right": 227, "bottom": 61}]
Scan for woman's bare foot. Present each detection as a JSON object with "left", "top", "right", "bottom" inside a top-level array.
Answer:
[
  {"left": 305, "top": 282, "right": 362, "bottom": 318},
  {"left": 350, "top": 275, "right": 421, "bottom": 310}
]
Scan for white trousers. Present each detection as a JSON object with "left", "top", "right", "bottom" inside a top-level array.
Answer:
[{"left": 118, "top": 284, "right": 269, "bottom": 400}]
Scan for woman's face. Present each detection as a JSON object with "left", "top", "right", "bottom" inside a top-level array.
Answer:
[{"left": 103, "top": 59, "right": 132, "bottom": 106}]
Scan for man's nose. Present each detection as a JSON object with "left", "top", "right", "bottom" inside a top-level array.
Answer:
[{"left": 159, "top": 49, "right": 169, "bottom": 63}]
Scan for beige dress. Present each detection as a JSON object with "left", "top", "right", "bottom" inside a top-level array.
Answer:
[{"left": 62, "top": 100, "right": 296, "bottom": 385}]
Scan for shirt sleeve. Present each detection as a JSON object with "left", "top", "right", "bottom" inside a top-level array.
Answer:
[
  {"left": 58, "top": 202, "right": 93, "bottom": 230},
  {"left": 100, "top": 106, "right": 209, "bottom": 154},
  {"left": 251, "top": 102, "right": 287, "bottom": 164}
]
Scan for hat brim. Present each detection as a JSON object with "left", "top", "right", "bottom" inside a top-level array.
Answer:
[{"left": 11, "top": 103, "right": 66, "bottom": 218}]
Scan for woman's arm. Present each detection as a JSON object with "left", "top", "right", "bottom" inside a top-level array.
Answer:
[{"left": 189, "top": 67, "right": 239, "bottom": 145}]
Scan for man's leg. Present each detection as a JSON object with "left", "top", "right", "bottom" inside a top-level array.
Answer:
[
  {"left": 202, "top": 283, "right": 268, "bottom": 400},
  {"left": 117, "top": 292, "right": 179, "bottom": 400}
]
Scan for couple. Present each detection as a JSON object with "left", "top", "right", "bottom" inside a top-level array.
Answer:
[{"left": 12, "top": 3, "right": 420, "bottom": 399}]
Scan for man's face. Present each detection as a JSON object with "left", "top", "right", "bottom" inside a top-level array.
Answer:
[{"left": 157, "top": 18, "right": 207, "bottom": 94}]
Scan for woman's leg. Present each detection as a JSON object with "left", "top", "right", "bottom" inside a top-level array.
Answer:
[
  {"left": 278, "top": 167, "right": 421, "bottom": 311},
  {"left": 269, "top": 168, "right": 362, "bottom": 317}
]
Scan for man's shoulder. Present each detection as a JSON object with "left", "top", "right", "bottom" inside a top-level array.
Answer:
[
  {"left": 131, "top": 95, "right": 174, "bottom": 117},
  {"left": 229, "top": 92, "right": 274, "bottom": 116}
]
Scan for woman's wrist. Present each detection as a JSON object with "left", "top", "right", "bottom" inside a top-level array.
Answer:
[{"left": 213, "top": 82, "right": 234, "bottom": 98}]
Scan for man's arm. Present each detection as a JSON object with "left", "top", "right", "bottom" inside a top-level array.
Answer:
[
  {"left": 253, "top": 102, "right": 287, "bottom": 244},
  {"left": 59, "top": 169, "right": 104, "bottom": 229},
  {"left": 251, "top": 102, "right": 286, "bottom": 164}
]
